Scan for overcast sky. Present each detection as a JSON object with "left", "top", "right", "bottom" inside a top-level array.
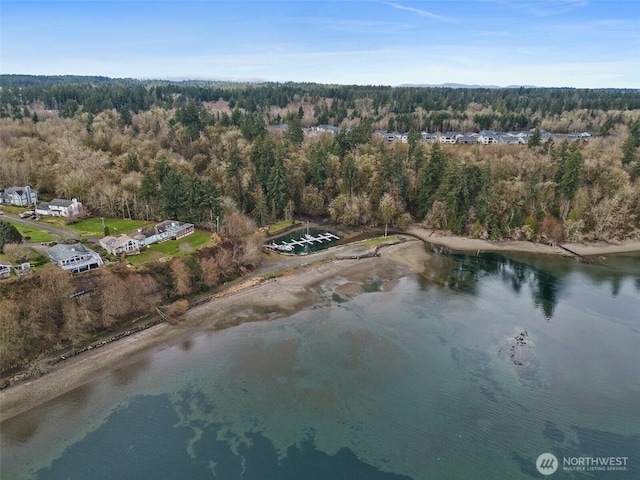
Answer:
[{"left": 2, "top": 0, "right": 639, "bottom": 88}]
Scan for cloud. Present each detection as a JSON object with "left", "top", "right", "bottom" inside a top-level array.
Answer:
[
  {"left": 320, "top": 18, "right": 414, "bottom": 35},
  {"left": 383, "top": 2, "right": 457, "bottom": 23},
  {"left": 487, "top": 0, "right": 590, "bottom": 17}
]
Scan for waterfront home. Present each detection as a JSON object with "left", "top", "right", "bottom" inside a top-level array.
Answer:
[
  {"left": 138, "top": 220, "right": 194, "bottom": 246},
  {"left": 99, "top": 234, "right": 145, "bottom": 256},
  {"left": 46, "top": 243, "right": 103, "bottom": 273}
]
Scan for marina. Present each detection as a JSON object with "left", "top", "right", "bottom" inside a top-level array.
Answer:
[{"left": 265, "top": 230, "right": 340, "bottom": 254}]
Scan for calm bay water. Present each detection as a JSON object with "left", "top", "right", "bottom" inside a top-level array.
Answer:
[{"left": 2, "top": 248, "right": 639, "bottom": 479}]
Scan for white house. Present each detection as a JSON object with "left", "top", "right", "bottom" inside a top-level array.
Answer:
[
  {"left": 36, "top": 198, "right": 83, "bottom": 218},
  {"left": 0, "top": 261, "right": 11, "bottom": 279},
  {"left": 382, "top": 131, "right": 403, "bottom": 143},
  {"left": 477, "top": 133, "right": 498, "bottom": 145},
  {"left": 139, "top": 220, "right": 194, "bottom": 246},
  {"left": 99, "top": 234, "right": 145, "bottom": 256},
  {"left": 47, "top": 243, "right": 103, "bottom": 273},
  {"left": 567, "top": 132, "right": 591, "bottom": 141},
  {"left": 439, "top": 132, "right": 462, "bottom": 144},
  {"left": 420, "top": 132, "right": 438, "bottom": 143}
]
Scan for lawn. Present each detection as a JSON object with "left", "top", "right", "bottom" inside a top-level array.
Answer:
[
  {"left": 0, "top": 249, "right": 48, "bottom": 271},
  {"left": 70, "top": 218, "right": 151, "bottom": 236},
  {"left": 13, "top": 224, "right": 56, "bottom": 243},
  {"left": 124, "top": 230, "right": 212, "bottom": 266},
  {"left": 359, "top": 235, "right": 399, "bottom": 247},
  {"left": 266, "top": 220, "right": 301, "bottom": 236}
]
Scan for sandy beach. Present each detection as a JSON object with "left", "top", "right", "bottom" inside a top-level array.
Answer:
[{"left": 1, "top": 227, "right": 637, "bottom": 422}]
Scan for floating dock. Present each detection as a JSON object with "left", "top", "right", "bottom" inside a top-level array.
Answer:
[{"left": 266, "top": 232, "right": 339, "bottom": 253}]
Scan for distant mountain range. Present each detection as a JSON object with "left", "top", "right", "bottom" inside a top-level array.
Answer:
[{"left": 396, "top": 83, "right": 539, "bottom": 89}]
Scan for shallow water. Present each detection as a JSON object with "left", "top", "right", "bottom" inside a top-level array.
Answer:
[{"left": 2, "top": 249, "right": 639, "bottom": 479}]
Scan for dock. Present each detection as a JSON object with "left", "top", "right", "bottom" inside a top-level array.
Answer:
[{"left": 266, "top": 232, "right": 339, "bottom": 253}]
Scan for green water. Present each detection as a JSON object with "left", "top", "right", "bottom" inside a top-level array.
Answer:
[{"left": 1, "top": 249, "right": 639, "bottom": 479}]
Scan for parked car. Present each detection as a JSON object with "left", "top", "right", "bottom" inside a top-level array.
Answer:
[{"left": 19, "top": 211, "right": 34, "bottom": 218}]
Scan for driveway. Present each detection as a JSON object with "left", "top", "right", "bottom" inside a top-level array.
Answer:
[{"left": 1, "top": 215, "right": 80, "bottom": 241}]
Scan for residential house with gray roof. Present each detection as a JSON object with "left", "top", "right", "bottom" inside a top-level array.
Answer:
[
  {"left": 99, "top": 234, "right": 145, "bottom": 256},
  {"left": 0, "top": 186, "right": 38, "bottom": 206},
  {"left": 138, "top": 220, "right": 194, "bottom": 246},
  {"left": 457, "top": 135, "right": 479, "bottom": 144},
  {"left": 47, "top": 243, "right": 103, "bottom": 273},
  {"left": 36, "top": 198, "right": 83, "bottom": 218}
]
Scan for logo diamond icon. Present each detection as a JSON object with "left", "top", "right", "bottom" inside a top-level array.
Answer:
[{"left": 536, "top": 453, "right": 559, "bottom": 475}]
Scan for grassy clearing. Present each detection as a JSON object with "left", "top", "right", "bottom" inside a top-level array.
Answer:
[
  {"left": 37, "top": 217, "right": 66, "bottom": 228},
  {"left": 123, "top": 250, "right": 165, "bottom": 266},
  {"left": 266, "top": 220, "right": 300, "bottom": 236},
  {"left": 0, "top": 250, "right": 48, "bottom": 275},
  {"left": 152, "top": 231, "right": 211, "bottom": 254},
  {"left": 0, "top": 206, "right": 26, "bottom": 216},
  {"left": 260, "top": 268, "right": 293, "bottom": 280},
  {"left": 13, "top": 224, "right": 56, "bottom": 243},
  {"left": 124, "top": 230, "right": 212, "bottom": 266},
  {"left": 359, "top": 235, "right": 399, "bottom": 247},
  {"left": 70, "top": 218, "right": 150, "bottom": 236}
]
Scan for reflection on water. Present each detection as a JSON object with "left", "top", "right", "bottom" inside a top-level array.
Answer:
[
  {"left": 421, "top": 245, "right": 640, "bottom": 319},
  {"left": 1, "top": 248, "right": 638, "bottom": 480}
]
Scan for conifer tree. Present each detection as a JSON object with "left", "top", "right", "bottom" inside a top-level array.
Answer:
[{"left": 418, "top": 143, "right": 445, "bottom": 218}]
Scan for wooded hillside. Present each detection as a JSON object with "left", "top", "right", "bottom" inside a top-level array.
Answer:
[{"left": 2, "top": 76, "right": 639, "bottom": 243}]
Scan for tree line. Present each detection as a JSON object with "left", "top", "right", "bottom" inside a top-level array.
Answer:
[
  {"left": 1, "top": 79, "right": 639, "bottom": 245},
  {"left": 3, "top": 75, "right": 640, "bottom": 131}
]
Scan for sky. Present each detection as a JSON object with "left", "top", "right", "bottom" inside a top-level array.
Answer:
[{"left": 1, "top": 0, "right": 639, "bottom": 88}]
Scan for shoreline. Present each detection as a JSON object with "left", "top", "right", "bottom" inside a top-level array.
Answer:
[
  {"left": 406, "top": 226, "right": 640, "bottom": 256},
  {"left": 0, "top": 240, "right": 421, "bottom": 422},
  {"left": 1, "top": 229, "right": 638, "bottom": 422}
]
